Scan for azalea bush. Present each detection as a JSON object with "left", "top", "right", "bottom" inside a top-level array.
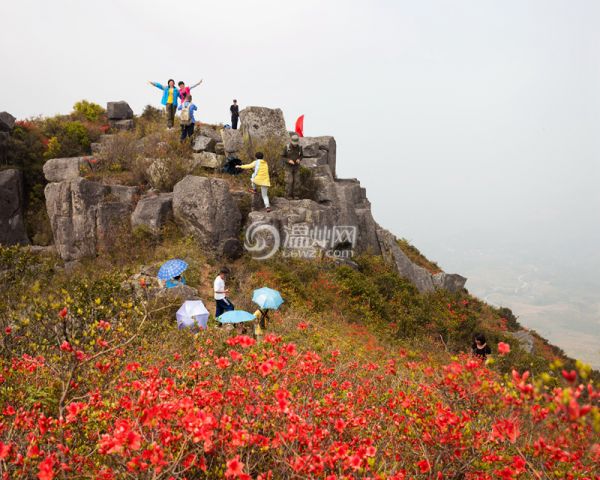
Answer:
[
  {"left": 0, "top": 331, "right": 598, "bottom": 479},
  {"left": 1, "top": 247, "right": 598, "bottom": 479}
]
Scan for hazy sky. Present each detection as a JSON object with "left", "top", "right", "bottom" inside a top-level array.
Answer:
[{"left": 2, "top": 0, "right": 599, "bottom": 360}]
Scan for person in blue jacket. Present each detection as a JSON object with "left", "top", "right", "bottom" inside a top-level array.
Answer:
[
  {"left": 177, "top": 94, "right": 198, "bottom": 142},
  {"left": 148, "top": 79, "right": 179, "bottom": 128}
]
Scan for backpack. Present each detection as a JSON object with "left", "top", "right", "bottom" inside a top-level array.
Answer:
[{"left": 180, "top": 104, "right": 192, "bottom": 125}]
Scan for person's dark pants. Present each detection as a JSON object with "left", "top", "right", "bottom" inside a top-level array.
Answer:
[
  {"left": 231, "top": 116, "right": 239, "bottom": 129},
  {"left": 180, "top": 123, "right": 195, "bottom": 142},
  {"left": 215, "top": 298, "right": 234, "bottom": 319},
  {"left": 284, "top": 161, "right": 300, "bottom": 198},
  {"left": 165, "top": 103, "right": 176, "bottom": 128}
]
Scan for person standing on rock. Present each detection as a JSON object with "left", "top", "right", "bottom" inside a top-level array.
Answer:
[
  {"left": 148, "top": 79, "right": 179, "bottom": 129},
  {"left": 177, "top": 94, "right": 198, "bottom": 142},
  {"left": 230, "top": 100, "right": 240, "bottom": 129},
  {"left": 214, "top": 267, "right": 235, "bottom": 319},
  {"left": 178, "top": 80, "right": 203, "bottom": 103},
  {"left": 237, "top": 152, "right": 271, "bottom": 212},
  {"left": 282, "top": 134, "right": 303, "bottom": 199}
]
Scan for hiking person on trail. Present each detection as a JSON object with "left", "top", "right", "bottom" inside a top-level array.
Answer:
[
  {"left": 230, "top": 99, "right": 240, "bottom": 129},
  {"left": 177, "top": 94, "right": 198, "bottom": 142},
  {"left": 214, "top": 267, "right": 235, "bottom": 319},
  {"left": 178, "top": 79, "right": 202, "bottom": 103},
  {"left": 148, "top": 79, "right": 179, "bottom": 129},
  {"left": 282, "top": 134, "right": 303, "bottom": 198},
  {"left": 237, "top": 152, "right": 272, "bottom": 212},
  {"left": 472, "top": 334, "right": 492, "bottom": 359}
]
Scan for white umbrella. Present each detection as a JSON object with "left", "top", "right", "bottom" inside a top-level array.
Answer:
[{"left": 176, "top": 300, "right": 209, "bottom": 330}]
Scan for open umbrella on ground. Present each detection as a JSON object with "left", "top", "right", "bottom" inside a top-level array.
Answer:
[
  {"left": 218, "top": 310, "right": 255, "bottom": 324},
  {"left": 176, "top": 300, "right": 209, "bottom": 330},
  {"left": 252, "top": 287, "right": 284, "bottom": 310},
  {"left": 158, "top": 259, "right": 188, "bottom": 280}
]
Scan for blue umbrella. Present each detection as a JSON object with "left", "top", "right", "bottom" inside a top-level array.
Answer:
[
  {"left": 218, "top": 310, "right": 255, "bottom": 324},
  {"left": 158, "top": 259, "right": 188, "bottom": 280},
  {"left": 252, "top": 287, "right": 284, "bottom": 310}
]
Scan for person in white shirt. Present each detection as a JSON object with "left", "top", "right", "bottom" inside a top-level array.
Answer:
[{"left": 214, "top": 267, "right": 234, "bottom": 318}]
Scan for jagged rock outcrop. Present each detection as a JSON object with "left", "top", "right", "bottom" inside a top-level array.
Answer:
[
  {"left": 43, "top": 157, "right": 87, "bottom": 182},
  {"left": 44, "top": 171, "right": 137, "bottom": 261},
  {"left": 507, "top": 330, "right": 535, "bottom": 354},
  {"left": 192, "top": 135, "right": 216, "bottom": 153},
  {"left": 38, "top": 102, "right": 465, "bottom": 291},
  {"left": 221, "top": 129, "right": 243, "bottom": 155},
  {"left": 107, "top": 102, "right": 134, "bottom": 132},
  {"left": 376, "top": 228, "right": 466, "bottom": 293},
  {"left": 245, "top": 192, "right": 380, "bottom": 260},
  {"left": 0, "top": 112, "right": 16, "bottom": 132},
  {"left": 107, "top": 101, "right": 133, "bottom": 120},
  {"left": 300, "top": 136, "right": 336, "bottom": 177},
  {"left": 197, "top": 125, "right": 222, "bottom": 143},
  {"left": 192, "top": 152, "right": 225, "bottom": 170},
  {"left": 239, "top": 107, "right": 288, "bottom": 147},
  {"left": 0, "top": 169, "right": 29, "bottom": 245},
  {"left": 131, "top": 193, "right": 173, "bottom": 233},
  {"left": 172, "top": 175, "right": 241, "bottom": 255}
]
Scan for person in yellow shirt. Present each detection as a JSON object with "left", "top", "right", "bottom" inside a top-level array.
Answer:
[
  {"left": 237, "top": 152, "right": 272, "bottom": 212},
  {"left": 253, "top": 308, "right": 269, "bottom": 339},
  {"left": 148, "top": 79, "right": 179, "bottom": 129}
]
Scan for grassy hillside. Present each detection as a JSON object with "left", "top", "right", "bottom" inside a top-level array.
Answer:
[
  {"left": 1, "top": 236, "right": 598, "bottom": 479},
  {"left": 1, "top": 104, "right": 598, "bottom": 478}
]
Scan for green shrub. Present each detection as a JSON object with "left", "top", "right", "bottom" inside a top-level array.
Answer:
[
  {"left": 73, "top": 100, "right": 105, "bottom": 122},
  {"left": 42, "top": 119, "right": 92, "bottom": 158}
]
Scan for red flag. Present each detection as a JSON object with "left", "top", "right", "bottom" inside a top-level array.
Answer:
[{"left": 295, "top": 115, "right": 304, "bottom": 137}]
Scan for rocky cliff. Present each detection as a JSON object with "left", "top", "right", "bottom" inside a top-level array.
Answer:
[{"left": 4, "top": 103, "right": 466, "bottom": 293}]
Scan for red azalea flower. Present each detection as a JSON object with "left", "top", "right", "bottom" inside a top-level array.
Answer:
[
  {"left": 225, "top": 456, "right": 245, "bottom": 477},
  {"left": 561, "top": 369, "right": 577, "bottom": 383},
  {"left": 417, "top": 459, "right": 431, "bottom": 473},
  {"left": 58, "top": 307, "right": 68, "bottom": 318},
  {"left": 498, "top": 342, "right": 510, "bottom": 355}
]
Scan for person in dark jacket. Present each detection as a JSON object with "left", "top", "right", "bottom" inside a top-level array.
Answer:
[
  {"left": 282, "top": 134, "right": 303, "bottom": 198},
  {"left": 230, "top": 100, "right": 240, "bottom": 129},
  {"left": 472, "top": 334, "right": 492, "bottom": 359}
]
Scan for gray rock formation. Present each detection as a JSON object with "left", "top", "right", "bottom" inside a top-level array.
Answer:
[
  {"left": 432, "top": 272, "right": 468, "bottom": 292},
  {"left": 192, "top": 135, "right": 216, "bottom": 153},
  {"left": 109, "top": 119, "right": 134, "bottom": 131},
  {"left": 43, "top": 157, "right": 86, "bottom": 182},
  {"left": 109, "top": 184, "right": 139, "bottom": 204},
  {"left": 192, "top": 152, "right": 225, "bottom": 170},
  {"left": 0, "top": 112, "right": 16, "bottom": 132},
  {"left": 196, "top": 125, "right": 222, "bottom": 142},
  {"left": 239, "top": 107, "right": 288, "bottom": 147},
  {"left": 172, "top": 175, "right": 241, "bottom": 251},
  {"left": 376, "top": 228, "right": 466, "bottom": 293},
  {"left": 376, "top": 228, "right": 437, "bottom": 292},
  {"left": 107, "top": 101, "right": 133, "bottom": 120},
  {"left": 507, "top": 330, "right": 535, "bottom": 354},
  {"left": 0, "top": 169, "right": 29, "bottom": 245},
  {"left": 310, "top": 136, "right": 337, "bottom": 177},
  {"left": 221, "top": 129, "right": 243, "bottom": 154},
  {"left": 131, "top": 193, "right": 173, "bottom": 233},
  {"left": 44, "top": 177, "right": 137, "bottom": 261}
]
